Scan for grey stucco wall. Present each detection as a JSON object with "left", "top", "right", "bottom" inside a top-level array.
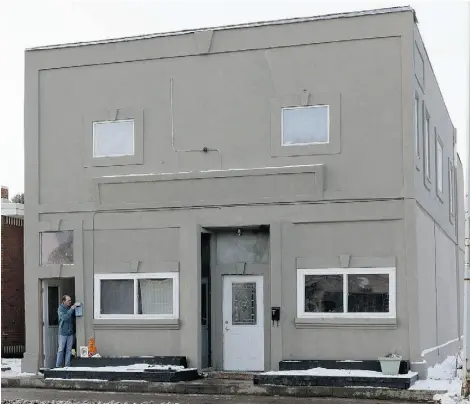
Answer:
[
  {"left": 32, "top": 16, "right": 409, "bottom": 209},
  {"left": 23, "top": 198, "right": 408, "bottom": 372},
  {"left": 456, "top": 157, "right": 465, "bottom": 340},
  {"left": 283, "top": 218, "right": 408, "bottom": 360},
  {"left": 412, "top": 26, "right": 458, "bottom": 242},
  {"left": 415, "top": 204, "right": 461, "bottom": 366},
  {"left": 87, "top": 227, "right": 181, "bottom": 356},
  {"left": 410, "top": 23, "right": 464, "bottom": 368}
]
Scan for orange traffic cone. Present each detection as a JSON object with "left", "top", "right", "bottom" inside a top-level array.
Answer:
[{"left": 88, "top": 338, "right": 97, "bottom": 357}]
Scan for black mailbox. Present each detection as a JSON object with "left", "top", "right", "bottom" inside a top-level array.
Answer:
[{"left": 271, "top": 306, "right": 280, "bottom": 326}]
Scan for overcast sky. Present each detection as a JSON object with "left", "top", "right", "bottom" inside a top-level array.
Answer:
[{"left": 0, "top": 0, "right": 468, "bottom": 197}]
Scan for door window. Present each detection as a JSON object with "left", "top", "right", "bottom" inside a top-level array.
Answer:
[{"left": 232, "top": 282, "right": 257, "bottom": 325}]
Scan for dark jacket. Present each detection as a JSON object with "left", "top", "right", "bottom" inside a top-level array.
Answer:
[{"left": 58, "top": 303, "right": 75, "bottom": 336}]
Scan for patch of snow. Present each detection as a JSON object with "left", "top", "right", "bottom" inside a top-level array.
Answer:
[
  {"left": 0, "top": 358, "right": 37, "bottom": 378},
  {"left": 263, "top": 367, "right": 418, "bottom": 379},
  {"left": 428, "top": 356, "right": 460, "bottom": 380},
  {"left": 47, "top": 377, "right": 107, "bottom": 382},
  {"left": 119, "top": 379, "right": 149, "bottom": 382},
  {"left": 104, "top": 355, "right": 165, "bottom": 358},
  {"left": 409, "top": 353, "right": 469, "bottom": 404},
  {"left": 61, "top": 363, "right": 188, "bottom": 372}
]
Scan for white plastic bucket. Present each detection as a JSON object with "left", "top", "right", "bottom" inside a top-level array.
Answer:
[{"left": 378, "top": 357, "right": 402, "bottom": 375}]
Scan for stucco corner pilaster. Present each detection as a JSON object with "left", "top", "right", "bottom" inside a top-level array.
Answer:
[
  {"left": 403, "top": 199, "right": 421, "bottom": 361},
  {"left": 269, "top": 221, "right": 283, "bottom": 370},
  {"left": 179, "top": 222, "right": 202, "bottom": 369}
]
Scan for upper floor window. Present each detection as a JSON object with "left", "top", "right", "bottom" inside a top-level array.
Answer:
[
  {"left": 423, "top": 109, "right": 431, "bottom": 180},
  {"left": 40, "top": 231, "right": 74, "bottom": 265},
  {"left": 282, "top": 105, "right": 329, "bottom": 146},
  {"left": 414, "top": 95, "right": 420, "bottom": 158},
  {"left": 93, "top": 119, "right": 135, "bottom": 158},
  {"left": 449, "top": 159, "right": 455, "bottom": 218},
  {"left": 436, "top": 133, "right": 443, "bottom": 197},
  {"left": 414, "top": 44, "right": 425, "bottom": 90}
]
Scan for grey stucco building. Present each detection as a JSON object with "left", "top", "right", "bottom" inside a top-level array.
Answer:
[{"left": 22, "top": 6, "right": 465, "bottom": 376}]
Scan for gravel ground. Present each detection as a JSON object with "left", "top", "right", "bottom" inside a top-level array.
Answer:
[
  {"left": 2, "top": 399, "right": 196, "bottom": 404},
  {"left": 1, "top": 388, "right": 410, "bottom": 404}
]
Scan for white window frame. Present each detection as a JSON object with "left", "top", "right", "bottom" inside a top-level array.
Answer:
[
  {"left": 436, "top": 133, "right": 443, "bottom": 196},
  {"left": 297, "top": 267, "right": 396, "bottom": 319},
  {"left": 449, "top": 159, "right": 455, "bottom": 217},
  {"left": 414, "top": 94, "right": 420, "bottom": 158},
  {"left": 281, "top": 105, "right": 330, "bottom": 146},
  {"left": 424, "top": 111, "right": 431, "bottom": 180},
  {"left": 92, "top": 119, "right": 135, "bottom": 158},
  {"left": 94, "top": 272, "right": 179, "bottom": 320}
]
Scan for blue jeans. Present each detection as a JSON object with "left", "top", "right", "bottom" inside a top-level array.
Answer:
[{"left": 56, "top": 334, "right": 74, "bottom": 368}]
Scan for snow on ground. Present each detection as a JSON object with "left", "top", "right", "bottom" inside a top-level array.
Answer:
[
  {"left": 265, "top": 353, "right": 470, "bottom": 404},
  {"left": 410, "top": 354, "right": 469, "bottom": 404},
  {"left": 0, "top": 358, "right": 36, "bottom": 378},
  {"left": 264, "top": 367, "right": 418, "bottom": 378},
  {"left": 61, "top": 364, "right": 192, "bottom": 372}
]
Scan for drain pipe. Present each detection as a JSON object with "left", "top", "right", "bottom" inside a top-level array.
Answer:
[
  {"left": 464, "top": 171, "right": 469, "bottom": 396},
  {"left": 464, "top": 154, "right": 470, "bottom": 396}
]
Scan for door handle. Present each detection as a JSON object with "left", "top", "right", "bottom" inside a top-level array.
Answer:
[{"left": 225, "top": 326, "right": 230, "bottom": 331}]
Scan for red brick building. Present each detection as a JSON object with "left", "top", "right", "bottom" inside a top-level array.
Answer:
[{"left": 1, "top": 186, "right": 25, "bottom": 357}]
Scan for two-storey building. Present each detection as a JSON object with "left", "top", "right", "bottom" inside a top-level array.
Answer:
[{"left": 22, "top": 6, "right": 465, "bottom": 376}]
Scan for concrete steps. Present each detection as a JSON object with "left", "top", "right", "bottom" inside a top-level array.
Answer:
[
  {"left": 43, "top": 356, "right": 199, "bottom": 383},
  {"left": 254, "top": 372, "right": 418, "bottom": 389}
]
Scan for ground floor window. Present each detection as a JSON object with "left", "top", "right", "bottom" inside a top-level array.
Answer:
[
  {"left": 94, "top": 273, "right": 179, "bottom": 319},
  {"left": 297, "top": 268, "right": 396, "bottom": 319}
]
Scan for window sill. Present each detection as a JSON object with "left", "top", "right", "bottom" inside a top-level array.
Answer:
[
  {"left": 294, "top": 317, "right": 397, "bottom": 329},
  {"left": 93, "top": 318, "right": 180, "bottom": 330}
]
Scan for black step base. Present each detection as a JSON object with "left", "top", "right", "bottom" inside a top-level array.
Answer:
[
  {"left": 70, "top": 356, "right": 187, "bottom": 368},
  {"left": 44, "top": 368, "right": 199, "bottom": 382},
  {"left": 279, "top": 359, "right": 410, "bottom": 375},
  {"left": 254, "top": 373, "right": 417, "bottom": 390}
]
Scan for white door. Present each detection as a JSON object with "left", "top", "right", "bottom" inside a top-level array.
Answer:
[
  {"left": 201, "top": 278, "right": 210, "bottom": 369},
  {"left": 223, "top": 275, "right": 264, "bottom": 371},
  {"left": 42, "top": 280, "right": 63, "bottom": 368}
]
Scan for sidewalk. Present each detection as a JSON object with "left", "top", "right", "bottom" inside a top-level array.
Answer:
[
  {"left": 0, "top": 374, "right": 443, "bottom": 402},
  {"left": 1, "top": 356, "right": 465, "bottom": 403},
  {"left": 0, "top": 387, "right": 428, "bottom": 404}
]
